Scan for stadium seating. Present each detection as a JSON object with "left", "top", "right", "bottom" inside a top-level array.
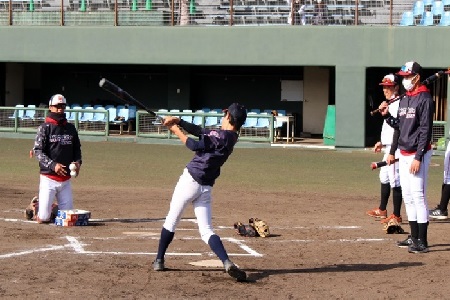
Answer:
[
  {"left": 193, "top": 110, "right": 204, "bottom": 126},
  {"left": 204, "top": 111, "right": 220, "bottom": 128},
  {"left": 181, "top": 109, "right": 193, "bottom": 123},
  {"left": 432, "top": 0, "right": 444, "bottom": 16},
  {"left": 399, "top": 11, "right": 414, "bottom": 25},
  {"left": 439, "top": 11, "right": 450, "bottom": 25},
  {"left": 92, "top": 107, "right": 107, "bottom": 122},
  {"left": 413, "top": 0, "right": 425, "bottom": 20},
  {"left": 67, "top": 105, "right": 82, "bottom": 122},
  {"left": 23, "top": 105, "right": 36, "bottom": 119},
  {"left": 242, "top": 112, "right": 258, "bottom": 134},
  {"left": 9, "top": 104, "right": 25, "bottom": 119},
  {"left": 419, "top": 11, "right": 434, "bottom": 25},
  {"left": 79, "top": 107, "right": 95, "bottom": 123}
]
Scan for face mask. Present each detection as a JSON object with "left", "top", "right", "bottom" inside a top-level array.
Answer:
[{"left": 402, "top": 76, "right": 416, "bottom": 91}]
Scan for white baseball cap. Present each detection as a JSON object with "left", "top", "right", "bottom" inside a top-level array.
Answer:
[{"left": 49, "top": 94, "right": 67, "bottom": 106}]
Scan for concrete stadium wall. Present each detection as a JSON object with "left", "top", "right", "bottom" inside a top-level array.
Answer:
[{"left": 1, "top": 26, "right": 449, "bottom": 147}]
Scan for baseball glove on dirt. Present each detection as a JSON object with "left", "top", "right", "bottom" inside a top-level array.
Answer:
[
  {"left": 24, "top": 196, "right": 59, "bottom": 222},
  {"left": 25, "top": 196, "right": 39, "bottom": 220},
  {"left": 383, "top": 218, "right": 405, "bottom": 234},
  {"left": 234, "top": 222, "right": 257, "bottom": 237},
  {"left": 249, "top": 218, "right": 270, "bottom": 237}
]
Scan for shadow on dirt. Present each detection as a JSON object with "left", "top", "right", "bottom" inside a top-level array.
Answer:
[{"left": 246, "top": 262, "right": 424, "bottom": 282}]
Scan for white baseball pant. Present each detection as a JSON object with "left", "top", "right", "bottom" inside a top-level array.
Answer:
[
  {"left": 163, "top": 168, "right": 215, "bottom": 244},
  {"left": 380, "top": 145, "right": 400, "bottom": 188},
  {"left": 399, "top": 150, "right": 432, "bottom": 223},
  {"left": 38, "top": 175, "right": 73, "bottom": 221}
]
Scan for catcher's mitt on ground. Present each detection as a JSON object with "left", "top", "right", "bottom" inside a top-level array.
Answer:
[
  {"left": 234, "top": 222, "right": 257, "bottom": 237},
  {"left": 234, "top": 218, "right": 270, "bottom": 237},
  {"left": 249, "top": 218, "right": 270, "bottom": 237},
  {"left": 24, "top": 196, "right": 59, "bottom": 222},
  {"left": 383, "top": 218, "right": 405, "bottom": 234}
]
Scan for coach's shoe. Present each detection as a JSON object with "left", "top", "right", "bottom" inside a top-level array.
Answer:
[
  {"left": 224, "top": 259, "right": 247, "bottom": 282},
  {"left": 380, "top": 214, "right": 402, "bottom": 224},
  {"left": 366, "top": 208, "right": 387, "bottom": 219},
  {"left": 429, "top": 206, "right": 448, "bottom": 220},
  {"left": 397, "top": 235, "right": 415, "bottom": 248},
  {"left": 408, "top": 239, "right": 429, "bottom": 254},
  {"left": 152, "top": 259, "right": 165, "bottom": 271}
]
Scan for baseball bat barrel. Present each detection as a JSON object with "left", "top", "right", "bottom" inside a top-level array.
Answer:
[
  {"left": 371, "top": 158, "right": 399, "bottom": 170},
  {"left": 370, "top": 70, "right": 447, "bottom": 116},
  {"left": 99, "top": 78, "right": 157, "bottom": 117}
]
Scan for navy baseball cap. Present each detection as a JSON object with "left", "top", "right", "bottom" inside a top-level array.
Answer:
[
  {"left": 397, "top": 61, "right": 422, "bottom": 76},
  {"left": 225, "top": 103, "right": 247, "bottom": 127}
]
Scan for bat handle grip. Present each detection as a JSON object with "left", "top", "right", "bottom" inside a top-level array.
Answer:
[{"left": 370, "top": 108, "right": 380, "bottom": 116}]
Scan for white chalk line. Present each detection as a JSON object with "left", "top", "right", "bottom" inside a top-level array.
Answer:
[
  {"left": 0, "top": 235, "right": 262, "bottom": 259},
  {"left": 0, "top": 217, "right": 386, "bottom": 260},
  {"left": 0, "top": 217, "right": 362, "bottom": 231}
]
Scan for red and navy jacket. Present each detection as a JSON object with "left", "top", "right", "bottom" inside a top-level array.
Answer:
[
  {"left": 33, "top": 113, "right": 82, "bottom": 182},
  {"left": 385, "top": 85, "right": 433, "bottom": 161}
]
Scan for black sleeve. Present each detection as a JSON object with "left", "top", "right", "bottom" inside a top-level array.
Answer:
[
  {"left": 178, "top": 119, "right": 202, "bottom": 137},
  {"left": 389, "top": 128, "right": 400, "bottom": 156}
]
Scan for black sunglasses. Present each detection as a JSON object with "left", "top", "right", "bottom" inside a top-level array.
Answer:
[{"left": 52, "top": 104, "right": 67, "bottom": 109}]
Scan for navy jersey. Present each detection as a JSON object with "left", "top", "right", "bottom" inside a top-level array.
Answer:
[
  {"left": 33, "top": 113, "right": 82, "bottom": 180},
  {"left": 385, "top": 85, "right": 433, "bottom": 161},
  {"left": 178, "top": 120, "right": 238, "bottom": 186}
]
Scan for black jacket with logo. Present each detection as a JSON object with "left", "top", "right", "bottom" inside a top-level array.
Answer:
[{"left": 33, "top": 113, "right": 82, "bottom": 178}]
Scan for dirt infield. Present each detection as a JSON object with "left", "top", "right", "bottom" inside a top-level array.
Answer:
[{"left": 1, "top": 138, "right": 450, "bottom": 299}]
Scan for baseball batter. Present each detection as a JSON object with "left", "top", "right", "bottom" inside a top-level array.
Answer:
[
  {"left": 366, "top": 74, "right": 402, "bottom": 224},
  {"left": 33, "top": 94, "right": 82, "bottom": 223},
  {"left": 379, "top": 61, "right": 433, "bottom": 253},
  {"left": 152, "top": 103, "right": 247, "bottom": 282}
]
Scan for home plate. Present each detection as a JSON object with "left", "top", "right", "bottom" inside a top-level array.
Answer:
[{"left": 189, "top": 259, "right": 223, "bottom": 268}]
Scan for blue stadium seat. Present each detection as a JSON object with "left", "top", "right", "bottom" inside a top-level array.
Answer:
[
  {"left": 242, "top": 112, "right": 258, "bottom": 129},
  {"left": 432, "top": 0, "right": 444, "bottom": 16},
  {"left": 9, "top": 104, "right": 25, "bottom": 119},
  {"left": 67, "top": 105, "right": 82, "bottom": 122},
  {"left": 439, "top": 11, "right": 450, "bottom": 25},
  {"left": 192, "top": 110, "right": 204, "bottom": 126},
  {"left": 92, "top": 107, "right": 107, "bottom": 122},
  {"left": 423, "top": 0, "right": 433, "bottom": 8},
  {"left": 79, "top": 107, "right": 95, "bottom": 122},
  {"left": 23, "top": 105, "right": 36, "bottom": 120},
  {"left": 413, "top": 0, "right": 425, "bottom": 17},
  {"left": 399, "top": 11, "right": 414, "bottom": 25},
  {"left": 181, "top": 109, "right": 193, "bottom": 123},
  {"left": 419, "top": 11, "right": 434, "bottom": 25}
]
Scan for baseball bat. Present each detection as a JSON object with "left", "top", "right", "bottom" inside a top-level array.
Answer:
[
  {"left": 99, "top": 78, "right": 164, "bottom": 122},
  {"left": 370, "top": 70, "right": 447, "bottom": 116},
  {"left": 371, "top": 158, "right": 399, "bottom": 170}
]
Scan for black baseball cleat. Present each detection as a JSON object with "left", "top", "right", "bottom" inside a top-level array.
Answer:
[
  {"left": 152, "top": 259, "right": 165, "bottom": 271},
  {"left": 224, "top": 260, "right": 247, "bottom": 282},
  {"left": 397, "top": 235, "right": 414, "bottom": 248},
  {"left": 429, "top": 207, "right": 448, "bottom": 220},
  {"left": 408, "top": 239, "right": 429, "bottom": 254}
]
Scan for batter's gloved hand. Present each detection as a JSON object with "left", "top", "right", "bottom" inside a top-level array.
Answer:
[
  {"left": 383, "top": 218, "right": 405, "bottom": 234},
  {"left": 249, "top": 218, "right": 271, "bottom": 237},
  {"left": 234, "top": 222, "right": 257, "bottom": 237}
]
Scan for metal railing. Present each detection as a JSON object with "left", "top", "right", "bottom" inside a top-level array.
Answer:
[
  {"left": 136, "top": 110, "right": 274, "bottom": 142},
  {"left": 0, "top": 107, "right": 276, "bottom": 142},
  {"left": 1, "top": 0, "right": 446, "bottom": 26}
]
